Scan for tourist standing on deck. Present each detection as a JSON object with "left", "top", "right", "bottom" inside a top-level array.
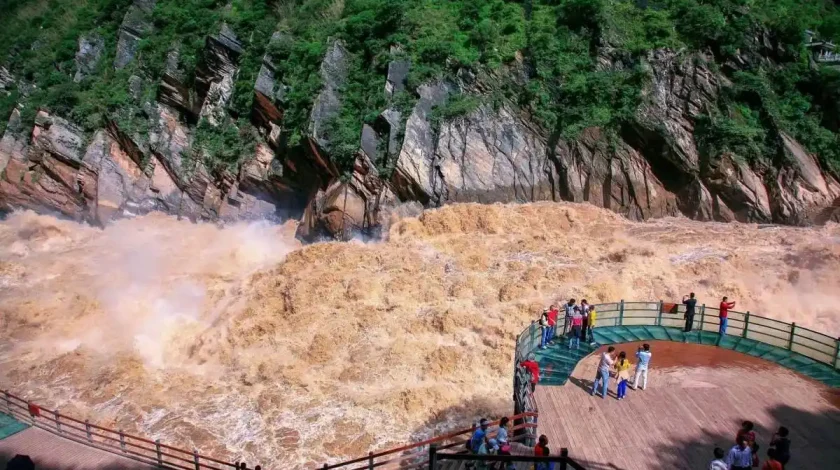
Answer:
[
  {"left": 520, "top": 354, "right": 540, "bottom": 392},
  {"left": 614, "top": 351, "right": 631, "bottom": 400},
  {"left": 709, "top": 447, "right": 727, "bottom": 470},
  {"left": 762, "top": 449, "right": 783, "bottom": 470},
  {"left": 470, "top": 418, "right": 490, "bottom": 454},
  {"left": 736, "top": 421, "right": 756, "bottom": 448},
  {"left": 534, "top": 435, "right": 552, "bottom": 470},
  {"left": 587, "top": 304, "right": 597, "bottom": 344},
  {"left": 591, "top": 346, "right": 616, "bottom": 398},
  {"left": 547, "top": 304, "right": 558, "bottom": 345},
  {"left": 727, "top": 437, "right": 753, "bottom": 470},
  {"left": 632, "top": 343, "right": 651, "bottom": 390},
  {"left": 579, "top": 300, "right": 589, "bottom": 344},
  {"left": 719, "top": 296, "right": 736, "bottom": 335},
  {"left": 539, "top": 309, "right": 550, "bottom": 349},
  {"left": 563, "top": 299, "right": 576, "bottom": 336},
  {"left": 770, "top": 426, "right": 791, "bottom": 469},
  {"left": 683, "top": 292, "right": 698, "bottom": 332},
  {"left": 569, "top": 307, "right": 583, "bottom": 349}
]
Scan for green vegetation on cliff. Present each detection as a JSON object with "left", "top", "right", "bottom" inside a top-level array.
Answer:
[{"left": 3, "top": 0, "right": 840, "bottom": 172}]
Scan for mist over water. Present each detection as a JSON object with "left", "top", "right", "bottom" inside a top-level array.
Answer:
[{"left": 1, "top": 202, "right": 839, "bottom": 468}]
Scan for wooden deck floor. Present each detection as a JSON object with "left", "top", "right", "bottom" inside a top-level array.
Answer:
[
  {"left": 0, "top": 426, "right": 154, "bottom": 470},
  {"left": 534, "top": 341, "right": 840, "bottom": 470}
]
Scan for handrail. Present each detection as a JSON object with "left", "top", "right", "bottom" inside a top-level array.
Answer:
[
  {"left": 514, "top": 299, "right": 840, "bottom": 374},
  {"left": 1, "top": 389, "right": 246, "bottom": 470},
  {"left": 320, "top": 412, "right": 539, "bottom": 470}
]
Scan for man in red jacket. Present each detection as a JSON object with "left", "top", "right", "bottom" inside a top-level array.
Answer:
[
  {"left": 719, "top": 296, "right": 736, "bottom": 335},
  {"left": 520, "top": 354, "right": 540, "bottom": 392}
]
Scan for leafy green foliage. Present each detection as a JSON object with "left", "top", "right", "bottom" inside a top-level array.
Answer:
[{"left": 5, "top": 0, "right": 840, "bottom": 175}]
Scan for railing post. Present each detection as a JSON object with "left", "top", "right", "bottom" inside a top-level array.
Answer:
[
  {"left": 560, "top": 448, "right": 569, "bottom": 470},
  {"left": 742, "top": 312, "right": 750, "bottom": 339},
  {"left": 84, "top": 419, "right": 92, "bottom": 442},
  {"left": 833, "top": 337, "right": 840, "bottom": 370},
  {"left": 700, "top": 304, "right": 705, "bottom": 332},
  {"left": 156, "top": 439, "right": 163, "bottom": 467},
  {"left": 529, "top": 320, "right": 536, "bottom": 353},
  {"left": 54, "top": 409, "right": 61, "bottom": 433},
  {"left": 788, "top": 322, "right": 796, "bottom": 351},
  {"left": 119, "top": 430, "right": 126, "bottom": 451},
  {"left": 368, "top": 451, "right": 374, "bottom": 470},
  {"left": 194, "top": 449, "right": 200, "bottom": 470},
  {"left": 657, "top": 300, "right": 663, "bottom": 326},
  {"left": 619, "top": 300, "right": 625, "bottom": 326},
  {"left": 428, "top": 443, "right": 438, "bottom": 470}
]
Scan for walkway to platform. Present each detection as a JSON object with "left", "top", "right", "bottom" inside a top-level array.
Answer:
[
  {"left": 0, "top": 423, "right": 154, "bottom": 470},
  {"left": 534, "top": 341, "right": 840, "bottom": 470}
]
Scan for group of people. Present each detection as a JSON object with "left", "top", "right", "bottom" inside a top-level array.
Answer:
[
  {"left": 709, "top": 421, "right": 792, "bottom": 470},
  {"left": 591, "top": 344, "right": 652, "bottom": 400},
  {"left": 537, "top": 299, "right": 597, "bottom": 350},
  {"left": 682, "top": 292, "right": 738, "bottom": 335},
  {"left": 466, "top": 419, "right": 555, "bottom": 470}
]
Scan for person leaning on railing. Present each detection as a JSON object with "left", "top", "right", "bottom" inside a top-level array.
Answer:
[{"left": 520, "top": 354, "right": 540, "bottom": 392}]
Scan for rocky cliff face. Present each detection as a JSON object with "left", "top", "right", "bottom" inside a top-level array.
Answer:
[{"left": 2, "top": 22, "right": 839, "bottom": 238}]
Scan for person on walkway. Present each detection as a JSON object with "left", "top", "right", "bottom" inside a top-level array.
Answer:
[
  {"left": 539, "top": 309, "right": 550, "bottom": 349},
  {"left": 683, "top": 292, "right": 698, "bottom": 332},
  {"left": 579, "top": 301, "right": 589, "bottom": 344},
  {"left": 770, "top": 426, "right": 790, "bottom": 469},
  {"left": 547, "top": 304, "right": 558, "bottom": 345},
  {"left": 493, "top": 417, "right": 514, "bottom": 470},
  {"left": 591, "top": 346, "right": 616, "bottom": 398},
  {"left": 762, "top": 448, "right": 783, "bottom": 470},
  {"left": 709, "top": 447, "right": 727, "bottom": 470},
  {"left": 520, "top": 354, "right": 540, "bottom": 392},
  {"left": 727, "top": 437, "right": 753, "bottom": 470},
  {"left": 614, "top": 351, "right": 631, "bottom": 400},
  {"left": 587, "top": 305, "right": 597, "bottom": 344},
  {"left": 470, "top": 418, "right": 489, "bottom": 450},
  {"left": 534, "top": 435, "right": 552, "bottom": 470},
  {"left": 632, "top": 343, "right": 652, "bottom": 390},
  {"left": 547, "top": 304, "right": 559, "bottom": 344},
  {"left": 719, "top": 296, "right": 736, "bottom": 335},
  {"left": 569, "top": 307, "right": 583, "bottom": 349},
  {"left": 736, "top": 421, "right": 756, "bottom": 448},
  {"left": 563, "top": 299, "right": 576, "bottom": 336}
]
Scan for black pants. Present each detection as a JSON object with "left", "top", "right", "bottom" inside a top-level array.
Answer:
[
  {"left": 731, "top": 466, "right": 750, "bottom": 470},
  {"left": 684, "top": 314, "right": 694, "bottom": 332}
]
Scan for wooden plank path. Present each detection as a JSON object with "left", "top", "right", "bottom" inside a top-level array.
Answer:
[
  {"left": 0, "top": 425, "right": 155, "bottom": 470},
  {"left": 534, "top": 341, "right": 840, "bottom": 470}
]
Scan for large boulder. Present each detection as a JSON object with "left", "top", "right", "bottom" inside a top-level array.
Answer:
[
  {"left": 769, "top": 133, "right": 840, "bottom": 224},
  {"left": 391, "top": 81, "right": 454, "bottom": 204},
  {"left": 554, "top": 127, "right": 680, "bottom": 220},
  {"left": 309, "top": 40, "right": 349, "bottom": 151},
  {"left": 252, "top": 32, "right": 288, "bottom": 135},
  {"left": 0, "top": 111, "right": 97, "bottom": 220},
  {"left": 114, "top": 0, "right": 156, "bottom": 69},
  {"left": 298, "top": 152, "right": 397, "bottom": 239},
  {"left": 73, "top": 33, "right": 105, "bottom": 82}
]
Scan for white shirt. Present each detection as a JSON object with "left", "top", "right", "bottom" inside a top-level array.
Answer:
[
  {"left": 708, "top": 459, "right": 727, "bottom": 470},
  {"left": 598, "top": 352, "right": 615, "bottom": 370},
  {"left": 636, "top": 350, "right": 652, "bottom": 370}
]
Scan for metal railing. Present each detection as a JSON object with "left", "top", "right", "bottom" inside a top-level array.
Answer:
[
  {"left": 318, "top": 413, "right": 539, "bottom": 470},
  {"left": 428, "top": 443, "right": 586, "bottom": 470},
  {"left": 514, "top": 300, "right": 840, "bottom": 372},
  {"left": 1, "top": 390, "right": 246, "bottom": 470}
]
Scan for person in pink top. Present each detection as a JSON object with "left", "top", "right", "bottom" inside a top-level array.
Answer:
[{"left": 569, "top": 306, "right": 583, "bottom": 349}]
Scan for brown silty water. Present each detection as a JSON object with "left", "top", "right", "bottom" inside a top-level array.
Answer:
[{"left": 1, "top": 202, "right": 839, "bottom": 468}]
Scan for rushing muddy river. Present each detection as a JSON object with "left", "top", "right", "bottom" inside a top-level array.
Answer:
[{"left": 1, "top": 202, "right": 839, "bottom": 468}]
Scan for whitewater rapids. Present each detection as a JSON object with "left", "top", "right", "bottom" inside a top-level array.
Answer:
[{"left": 1, "top": 202, "right": 839, "bottom": 468}]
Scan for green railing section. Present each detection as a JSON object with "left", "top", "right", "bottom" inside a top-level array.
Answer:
[{"left": 514, "top": 300, "right": 840, "bottom": 388}]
